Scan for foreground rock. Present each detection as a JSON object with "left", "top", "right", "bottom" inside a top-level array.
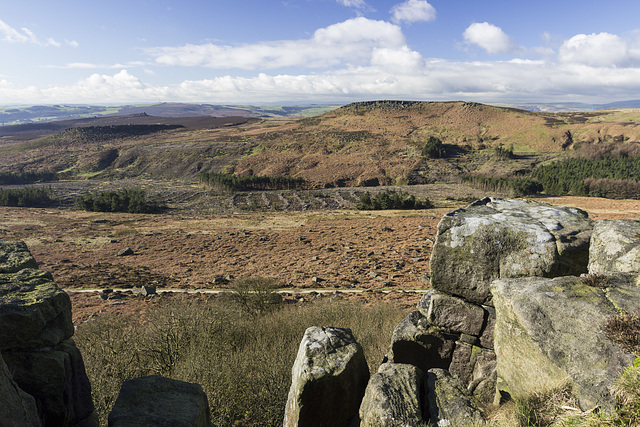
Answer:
[
  {"left": 589, "top": 219, "right": 640, "bottom": 274},
  {"left": 0, "top": 240, "right": 38, "bottom": 273},
  {"left": 426, "top": 368, "right": 483, "bottom": 426},
  {"left": 430, "top": 197, "right": 593, "bottom": 306},
  {"left": 491, "top": 276, "right": 637, "bottom": 412},
  {"left": 359, "top": 363, "right": 426, "bottom": 427},
  {"left": 0, "top": 355, "right": 40, "bottom": 427},
  {"left": 0, "top": 240, "right": 97, "bottom": 427},
  {"left": 108, "top": 375, "right": 210, "bottom": 427},
  {"left": 284, "top": 326, "right": 369, "bottom": 427}
]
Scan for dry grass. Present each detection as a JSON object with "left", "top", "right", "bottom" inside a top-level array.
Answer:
[{"left": 75, "top": 296, "right": 409, "bottom": 426}]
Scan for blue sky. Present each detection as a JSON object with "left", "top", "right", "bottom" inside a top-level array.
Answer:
[{"left": 2, "top": 0, "right": 640, "bottom": 105}]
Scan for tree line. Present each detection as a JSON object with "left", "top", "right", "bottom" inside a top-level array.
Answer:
[
  {"left": 75, "top": 189, "right": 161, "bottom": 213},
  {"left": 199, "top": 172, "right": 307, "bottom": 193},
  {"left": 0, "top": 171, "right": 58, "bottom": 185},
  {"left": 531, "top": 156, "right": 640, "bottom": 198}
]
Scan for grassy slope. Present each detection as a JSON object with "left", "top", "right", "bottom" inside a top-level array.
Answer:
[{"left": 2, "top": 101, "right": 640, "bottom": 187}]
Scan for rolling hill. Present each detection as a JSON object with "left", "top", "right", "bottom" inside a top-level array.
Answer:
[{"left": 2, "top": 100, "right": 640, "bottom": 188}]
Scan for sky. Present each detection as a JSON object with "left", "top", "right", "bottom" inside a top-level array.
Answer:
[{"left": 2, "top": 0, "right": 640, "bottom": 106}]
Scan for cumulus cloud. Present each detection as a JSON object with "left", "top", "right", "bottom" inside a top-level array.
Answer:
[
  {"left": 337, "top": 0, "right": 368, "bottom": 8},
  {"left": 558, "top": 32, "right": 640, "bottom": 67},
  {"left": 0, "top": 18, "right": 61, "bottom": 46},
  {"left": 149, "top": 18, "right": 406, "bottom": 69},
  {"left": 4, "top": 59, "right": 640, "bottom": 105},
  {"left": 463, "top": 22, "right": 514, "bottom": 54},
  {"left": 390, "top": 0, "right": 436, "bottom": 24}
]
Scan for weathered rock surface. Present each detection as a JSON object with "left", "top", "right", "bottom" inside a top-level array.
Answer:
[
  {"left": 589, "top": 219, "right": 640, "bottom": 274},
  {"left": 4, "top": 339, "right": 96, "bottom": 427},
  {"left": 284, "top": 326, "right": 369, "bottom": 427},
  {"left": 491, "top": 276, "right": 637, "bottom": 411},
  {"left": 0, "top": 240, "right": 38, "bottom": 273},
  {"left": 359, "top": 363, "right": 426, "bottom": 427},
  {"left": 430, "top": 197, "right": 592, "bottom": 305},
  {"left": 426, "top": 368, "right": 483, "bottom": 426},
  {"left": 0, "top": 240, "right": 96, "bottom": 427},
  {"left": 385, "top": 310, "right": 457, "bottom": 375},
  {"left": 427, "top": 292, "right": 486, "bottom": 336},
  {"left": 0, "top": 354, "right": 41, "bottom": 427},
  {"left": 108, "top": 375, "right": 210, "bottom": 427},
  {"left": 0, "top": 268, "right": 74, "bottom": 350}
]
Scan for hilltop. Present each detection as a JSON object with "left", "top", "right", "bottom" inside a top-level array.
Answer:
[{"left": 2, "top": 100, "right": 640, "bottom": 191}]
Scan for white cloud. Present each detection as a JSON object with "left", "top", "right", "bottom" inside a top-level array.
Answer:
[
  {"left": 558, "top": 32, "right": 640, "bottom": 67},
  {"left": 0, "top": 18, "right": 61, "bottom": 47},
  {"left": 45, "top": 61, "right": 146, "bottom": 70},
  {"left": 390, "top": 0, "right": 436, "bottom": 24},
  {"left": 337, "top": 0, "right": 367, "bottom": 8},
  {"left": 463, "top": 22, "right": 514, "bottom": 54},
  {"left": 150, "top": 18, "right": 406, "bottom": 69}
]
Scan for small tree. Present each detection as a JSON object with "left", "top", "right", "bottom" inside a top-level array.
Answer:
[{"left": 422, "top": 136, "right": 446, "bottom": 159}]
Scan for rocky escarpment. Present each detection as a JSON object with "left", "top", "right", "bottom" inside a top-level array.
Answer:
[
  {"left": 0, "top": 240, "right": 97, "bottom": 427},
  {"left": 284, "top": 197, "right": 640, "bottom": 425}
]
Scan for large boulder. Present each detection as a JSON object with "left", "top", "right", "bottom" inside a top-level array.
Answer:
[
  {"left": 589, "top": 219, "right": 640, "bottom": 274},
  {"left": 0, "top": 240, "right": 97, "bottom": 427},
  {"left": 430, "top": 198, "right": 592, "bottom": 306},
  {"left": 0, "top": 240, "right": 38, "bottom": 273},
  {"left": 491, "top": 276, "right": 637, "bottom": 412},
  {"left": 108, "top": 375, "right": 210, "bottom": 427},
  {"left": 359, "top": 363, "right": 426, "bottom": 427},
  {"left": 0, "top": 268, "right": 74, "bottom": 350},
  {"left": 0, "top": 354, "right": 40, "bottom": 427},
  {"left": 426, "top": 368, "right": 484, "bottom": 426},
  {"left": 284, "top": 326, "right": 369, "bottom": 427},
  {"left": 3, "top": 340, "right": 96, "bottom": 427}
]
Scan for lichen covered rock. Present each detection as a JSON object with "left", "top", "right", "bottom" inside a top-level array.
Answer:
[
  {"left": 284, "top": 326, "right": 369, "bottom": 427},
  {"left": 0, "top": 268, "right": 74, "bottom": 350},
  {"left": 589, "top": 219, "right": 640, "bottom": 274},
  {"left": 491, "top": 276, "right": 636, "bottom": 411},
  {"left": 0, "top": 240, "right": 38, "bottom": 274},
  {"left": 430, "top": 198, "right": 592, "bottom": 305},
  {"left": 426, "top": 368, "right": 483, "bottom": 426},
  {"left": 359, "top": 363, "right": 426, "bottom": 427}
]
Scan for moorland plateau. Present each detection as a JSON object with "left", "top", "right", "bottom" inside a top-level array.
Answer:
[{"left": 3, "top": 100, "right": 640, "bottom": 425}]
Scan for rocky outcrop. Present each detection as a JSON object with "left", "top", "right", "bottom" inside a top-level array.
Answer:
[
  {"left": 0, "top": 240, "right": 97, "bottom": 427},
  {"left": 285, "top": 201, "right": 640, "bottom": 424},
  {"left": 430, "top": 197, "right": 592, "bottom": 306},
  {"left": 359, "top": 363, "right": 426, "bottom": 427},
  {"left": 108, "top": 375, "right": 210, "bottom": 427},
  {"left": 284, "top": 326, "right": 369, "bottom": 427},
  {"left": 589, "top": 219, "right": 640, "bottom": 274},
  {"left": 0, "top": 354, "right": 40, "bottom": 427},
  {"left": 491, "top": 275, "right": 637, "bottom": 411}
]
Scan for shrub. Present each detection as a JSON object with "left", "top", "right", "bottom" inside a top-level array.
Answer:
[
  {"left": 494, "top": 144, "right": 514, "bottom": 160},
  {"left": 228, "top": 277, "right": 283, "bottom": 316},
  {"left": 357, "top": 189, "right": 433, "bottom": 210},
  {"left": 0, "top": 186, "right": 54, "bottom": 207},
  {"left": 604, "top": 309, "right": 640, "bottom": 355},
  {"left": 75, "top": 189, "right": 161, "bottom": 213},
  {"left": 580, "top": 273, "right": 610, "bottom": 289},
  {"left": 422, "top": 136, "right": 446, "bottom": 158}
]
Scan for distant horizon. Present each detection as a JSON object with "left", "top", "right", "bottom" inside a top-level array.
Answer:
[{"left": 2, "top": 1, "right": 640, "bottom": 105}]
